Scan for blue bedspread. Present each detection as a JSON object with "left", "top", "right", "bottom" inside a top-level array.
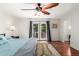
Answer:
[{"left": 0, "top": 38, "right": 37, "bottom": 56}]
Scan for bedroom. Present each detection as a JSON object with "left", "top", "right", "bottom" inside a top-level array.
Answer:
[{"left": 0, "top": 3, "right": 79, "bottom": 56}]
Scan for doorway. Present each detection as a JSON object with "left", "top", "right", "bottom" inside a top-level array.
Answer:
[{"left": 32, "top": 21, "right": 47, "bottom": 41}]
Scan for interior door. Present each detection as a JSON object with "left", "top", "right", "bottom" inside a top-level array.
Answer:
[{"left": 32, "top": 21, "right": 47, "bottom": 41}]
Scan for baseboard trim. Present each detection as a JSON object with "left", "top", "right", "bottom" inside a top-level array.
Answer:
[
  {"left": 37, "top": 40, "right": 69, "bottom": 42},
  {"left": 70, "top": 46, "right": 79, "bottom": 52}
]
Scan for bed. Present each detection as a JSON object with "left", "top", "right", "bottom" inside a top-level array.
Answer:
[{"left": 0, "top": 35, "right": 37, "bottom": 56}]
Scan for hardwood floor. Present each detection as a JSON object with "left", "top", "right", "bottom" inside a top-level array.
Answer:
[
  {"left": 51, "top": 41, "right": 79, "bottom": 56},
  {"left": 71, "top": 47, "right": 79, "bottom": 56}
]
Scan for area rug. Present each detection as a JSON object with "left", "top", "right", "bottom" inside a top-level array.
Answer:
[{"left": 36, "top": 42, "right": 61, "bottom": 56}]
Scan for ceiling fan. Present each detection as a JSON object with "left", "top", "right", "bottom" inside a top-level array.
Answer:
[
  {"left": 21, "top": 3, "right": 59, "bottom": 15},
  {"left": 21, "top": 3, "right": 48, "bottom": 16}
]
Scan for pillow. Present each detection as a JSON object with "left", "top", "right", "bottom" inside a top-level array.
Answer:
[
  {"left": 5, "top": 36, "right": 11, "bottom": 40},
  {"left": 0, "top": 36, "right": 8, "bottom": 45}
]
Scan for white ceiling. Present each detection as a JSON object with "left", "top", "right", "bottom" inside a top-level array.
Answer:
[{"left": 0, "top": 3, "right": 79, "bottom": 18}]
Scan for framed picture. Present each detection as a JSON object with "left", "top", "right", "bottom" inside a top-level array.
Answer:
[{"left": 52, "top": 24, "right": 57, "bottom": 29}]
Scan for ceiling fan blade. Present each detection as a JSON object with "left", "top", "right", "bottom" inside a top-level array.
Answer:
[{"left": 21, "top": 9, "right": 35, "bottom": 10}]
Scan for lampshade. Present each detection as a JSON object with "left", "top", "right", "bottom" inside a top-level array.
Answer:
[
  {"left": 68, "top": 25, "right": 71, "bottom": 30},
  {"left": 10, "top": 26, "right": 16, "bottom": 31}
]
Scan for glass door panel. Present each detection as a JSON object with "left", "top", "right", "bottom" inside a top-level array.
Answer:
[
  {"left": 33, "top": 24, "right": 39, "bottom": 40},
  {"left": 40, "top": 22, "right": 47, "bottom": 40},
  {"left": 32, "top": 22, "right": 47, "bottom": 41},
  {"left": 33, "top": 24, "right": 38, "bottom": 38},
  {"left": 41, "top": 24, "right": 46, "bottom": 38}
]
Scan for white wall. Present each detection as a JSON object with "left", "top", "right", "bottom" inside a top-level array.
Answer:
[
  {"left": 13, "top": 18, "right": 61, "bottom": 40},
  {"left": 13, "top": 18, "right": 49, "bottom": 38},
  {"left": 50, "top": 19, "right": 60, "bottom": 41},
  {"left": 0, "top": 12, "right": 61, "bottom": 39},
  {"left": 70, "top": 10, "right": 79, "bottom": 50},
  {"left": 0, "top": 12, "right": 15, "bottom": 36},
  {"left": 59, "top": 19, "right": 70, "bottom": 42},
  {"left": 60, "top": 5, "right": 79, "bottom": 50},
  {"left": 0, "top": 11, "right": 30, "bottom": 38},
  {"left": 13, "top": 18, "right": 30, "bottom": 38}
]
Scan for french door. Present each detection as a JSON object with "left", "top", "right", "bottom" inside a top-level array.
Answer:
[{"left": 32, "top": 21, "right": 47, "bottom": 40}]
